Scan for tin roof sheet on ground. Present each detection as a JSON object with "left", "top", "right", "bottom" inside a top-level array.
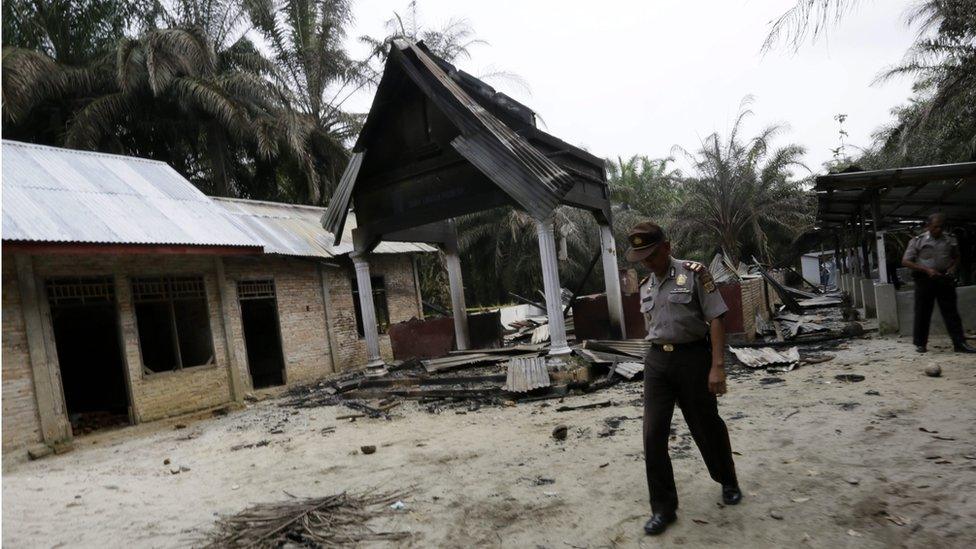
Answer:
[
  {"left": 214, "top": 197, "right": 436, "bottom": 258},
  {"left": 2, "top": 140, "right": 258, "bottom": 248}
]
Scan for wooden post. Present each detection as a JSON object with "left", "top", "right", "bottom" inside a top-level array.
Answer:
[
  {"left": 14, "top": 254, "right": 72, "bottom": 446},
  {"left": 598, "top": 224, "right": 626, "bottom": 339},
  {"left": 351, "top": 252, "right": 387, "bottom": 375},
  {"left": 535, "top": 218, "right": 571, "bottom": 356},
  {"left": 214, "top": 257, "right": 245, "bottom": 401},
  {"left": 443, "top": 224, "right": 471, "bottom": 351}
]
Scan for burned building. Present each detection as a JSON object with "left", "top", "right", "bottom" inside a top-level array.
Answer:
[{"left": 1, "top": 140, "right": 433, "bottom": 460}]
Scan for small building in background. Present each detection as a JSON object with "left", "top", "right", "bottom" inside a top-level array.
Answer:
[
  {"left": 1, "top": 141, "right": 433, "bottom": 461},
  {"left": 800, "top": 250, "right": 836, "bottom": 288}
]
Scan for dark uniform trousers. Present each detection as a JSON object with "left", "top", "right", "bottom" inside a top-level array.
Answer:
[
  {"left": 643, "top": 342, "right": 737, "bottom": 515},
  {"left": 913, "top": 274, "right": 966, "bottom": 347}
]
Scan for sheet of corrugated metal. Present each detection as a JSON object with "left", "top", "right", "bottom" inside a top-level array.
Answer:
[
  {"left": 215, "top": 197, "right": 436, "bottom": 258},
  {"left": 2, "top": 141, "right": 258, "bottom": 248},
  {"left": 503, "top": 356, "right": 550, "bottom": 393}
]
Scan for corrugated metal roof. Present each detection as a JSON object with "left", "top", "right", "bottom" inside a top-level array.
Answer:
[
  {"left": 2, "top": 140, "right": 259, "bottom": 248},
  {"left": 323, "top": 39, "right": 580, "bottom": 241},
  {"left": 214, "top": 197, "right": 436, "bottom": 258}
]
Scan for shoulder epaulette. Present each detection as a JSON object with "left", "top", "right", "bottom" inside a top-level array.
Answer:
[
  {"left": 639, "top": 276, "right": 650, "bottom": 287},
  {"left": 683, "top": 261, "right": 705, "bottom": 273}
]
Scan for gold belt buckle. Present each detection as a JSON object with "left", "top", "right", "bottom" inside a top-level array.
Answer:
[{"left": 662, "top": 344, "right": 674, "bottom": 352}]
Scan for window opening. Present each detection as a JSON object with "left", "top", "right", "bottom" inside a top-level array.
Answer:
[
  {"left": 351, "top": 276, "right": 389, "bottom": 337},
  {"left": 131, "top": 276, "right": 215, "bottom": 372}
]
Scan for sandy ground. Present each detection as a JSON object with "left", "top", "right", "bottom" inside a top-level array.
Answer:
[{"left": 3, "top": 335, "right": 976, "bottom": 548}]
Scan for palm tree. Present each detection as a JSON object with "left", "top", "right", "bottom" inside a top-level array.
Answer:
[
  {"left": 607, "top": 155, "right": 683, "bottom": 218},
  {"left": 761, "top": 0, "right": 863, "bottom": 53},
  {"left": 874, "top": 0, "right": 976, "bottom": 160},
  {"left": 1, "top": 0, "right": 149, "bottom": 65},
  {"left": 244, "top": 0, "right": 364, "bottom": 204},
  {"left": 2, "top": 1, "right": 356, "bottom": 204},
  {"left": 765, "top": 1, "right": 976, "bottom": 164},
  {"left": 457, "top": 205, "right": 600, "bottom": 306},
  {"left": 669, "top": 99, "right": 814, "bottom": 264}
]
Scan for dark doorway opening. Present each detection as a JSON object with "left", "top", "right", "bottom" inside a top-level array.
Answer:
[
  {"left": 238, "top": 280, "right": 285, "bottom": 389},
  {"left": 46, "top": 277, "right": 130, "bottom": 435}
]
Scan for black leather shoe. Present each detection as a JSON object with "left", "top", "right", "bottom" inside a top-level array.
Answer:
[
  {"left": 954, "top": 343, "right": 976, "bottom": 353},
  {"left": 722, "top": 484, "right": 742, "bottom": 505},
  {"left": 644, "top": 512, "right": 676, "bottom": 535},
  {"left": 916, "top": 345, "right": 927, "bottom": 353}
]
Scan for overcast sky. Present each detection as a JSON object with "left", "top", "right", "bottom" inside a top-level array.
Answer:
[{"left": 344, "top": 0, "right": 919, "bottom": 176}]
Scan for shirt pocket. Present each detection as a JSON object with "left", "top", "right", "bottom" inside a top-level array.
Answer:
[
  {"left": 640, "top": 295, "right": 654, "bottom": 313},
  {"left": 667, "top": 291, "right": 693, "bottom": 305}
]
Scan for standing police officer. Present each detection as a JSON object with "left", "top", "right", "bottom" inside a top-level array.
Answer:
[
  {"left": 625, "top": 221, "right": 741, "bottom": 536},
  {"left": 902, "top": 213, "right": 976, "bottom": 354}
]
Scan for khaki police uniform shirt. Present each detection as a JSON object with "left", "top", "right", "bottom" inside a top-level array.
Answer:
[
  {"left": 640, "top": 258, "right": 729, "bottom": 343},
  {"left": 902, "top": 231, "right": 958, "bottom": 273}
]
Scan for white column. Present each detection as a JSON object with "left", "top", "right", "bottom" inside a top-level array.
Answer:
[
  {"left": 444, "top": 246, "right": 471, "bottom": 351},
  {"left": 536, "top": 219, "right": 571, "bottom": 356},
  {"left": 875, "top": 230, "right": 888, "bottom": 283},
  {"left": 351, "top": 253, "right": 387, "bottom": 376},
  {"left": 599, "top": 224, "right": 627, "bottom": 339}
]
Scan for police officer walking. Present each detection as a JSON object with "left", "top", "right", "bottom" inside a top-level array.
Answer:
[
  {"left": 902, "top": 213, "right": 975, "bottom": 354},
  {"left": 625, "top": 221, "right": 741, "bottom": 536}
]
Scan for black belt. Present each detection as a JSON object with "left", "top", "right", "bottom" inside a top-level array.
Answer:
[{"left": 650, "top": 339, "right": 708, "bottom": 352}]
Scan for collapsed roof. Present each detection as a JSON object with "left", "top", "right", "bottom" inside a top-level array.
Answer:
[{"left": 323, "top": 40, "right": 610, "bottom": 245}]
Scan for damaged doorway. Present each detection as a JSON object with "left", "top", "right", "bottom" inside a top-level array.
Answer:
[
  {"left": 237, "top": 279, "right": 286, "bottom": 389},
  {"left": 46, "top": 277, "right": 130, "bottom": 435}
]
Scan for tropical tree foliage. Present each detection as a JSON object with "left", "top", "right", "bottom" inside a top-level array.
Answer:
[
  {"left": 669, "top": 101, "right": 813, "bottom": 265},
  {"left": 766, "top": 0, "right": 976, "bottom": 167},
  {"left": 1, "top": 0, "right": 358, "bottom": 204},
  {"left": 1, "top": 0, "right": 149, "bottom": 64}
]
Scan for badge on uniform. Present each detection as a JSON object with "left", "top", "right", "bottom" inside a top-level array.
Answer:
[
  {"left": 676, "top": 274, "right": 687, "bottom": 286},
  {"left": 701, "top": 271, "right": 716, "bottom": 293}
]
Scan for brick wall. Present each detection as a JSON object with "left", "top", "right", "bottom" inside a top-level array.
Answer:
[
  {"left": 1, "top": 250, "right": 423, "bottom": 458},
  {"left": 324, "top": 254, "right": 424, "bottom": 371},
  {"left": 732, "top": 272, "right": 786, "bottom": 341},
  {"left": 739, "top": 277, "right": 764, "bottom": 341},
  {"left": 29, "top": 254, "right": 234, "bottom": 422},
  {"left": 1, "top": 255, "right": 44, "bottom": 454},
  {"left": 223, "top": 256, "right": 333, "bottom": 388}
]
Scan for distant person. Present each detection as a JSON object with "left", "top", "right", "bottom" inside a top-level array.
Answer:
[
  {"left": 902, "top": 213, "right": 975, "bottom": 353},
  {"left": 625, "top": 221, "right": 740, "bottom": 536}
]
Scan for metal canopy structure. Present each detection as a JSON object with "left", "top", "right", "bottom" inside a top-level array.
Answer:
[
  {"left": 813, "top": 161, "right": 976, "bottom": 289},
  {"left": 815, "top": 162, "right": 976, "bottom": 227},
  {"left": 321, "top": 40, "right": 624, "bottom": 375}
]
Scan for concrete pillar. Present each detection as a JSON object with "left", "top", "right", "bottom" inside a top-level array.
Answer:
[
  {"left": 861, "top": 278, "right": 877, "bottom": 317},
  {"left": 14, "top": 254, "right": 72, "bottom": 447},
  {"left": 536, "top": 218, "right": 571, "bottom": 356},
  {"left": 875, "top": 283, "right": 899, "bottom": 335},
  {"left": 214, "top": 257, "right": 245, "bottom": 401},
  {"left": 876, "top": 230, "right": 888, "bottom": 283},
  {"left": 443, "top": 243, "right": 471, "bottom": 351},
  {"left": 351, "top": 253, "right": 387, "bottom": 376},
  {"left": 598, "top": 224, "right": 626, "bottom": 339},
  {"left": 852, "top": 276, "right": 864, "bottom": 307}
]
